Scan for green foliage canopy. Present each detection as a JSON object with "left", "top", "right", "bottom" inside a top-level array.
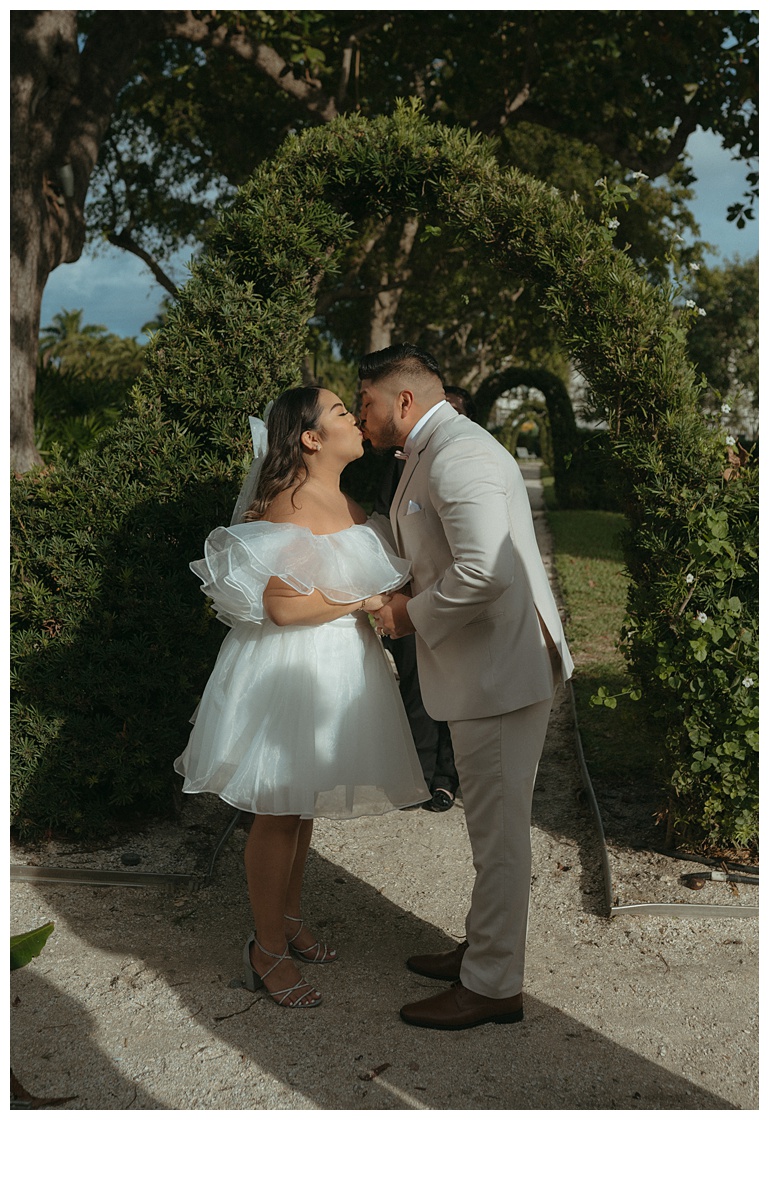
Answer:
[{"left": 88, "top": 9, "right": 755, "bottom": 292}]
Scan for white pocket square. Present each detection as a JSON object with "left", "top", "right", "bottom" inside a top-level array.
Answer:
[{"left": 405, "top": 500, "right": 422, "bottom": 515}]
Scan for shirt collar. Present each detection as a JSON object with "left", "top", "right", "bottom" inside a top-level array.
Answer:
[{"left": 401, "top": 400, "right": 449, "bottom": 458}]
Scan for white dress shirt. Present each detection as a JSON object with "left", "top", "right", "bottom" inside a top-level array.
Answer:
[{"left": 401, "top": 400, "right": 449, "bottom": 458}]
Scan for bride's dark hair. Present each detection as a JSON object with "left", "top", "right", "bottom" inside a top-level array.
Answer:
[{"left": 243, "top": 386, "right": 323, "bottom": 520}]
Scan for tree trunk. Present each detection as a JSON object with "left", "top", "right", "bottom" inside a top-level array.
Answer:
[
  {"left": 9, "top": 11, "right": 159, "bottom": 472},
  {"left": 10, "top": 187, "right": 47, "bottom": 473},
  {"left": 10, "top": 11, "right": 80, "bottom": 472},
  {"left": 366, "top": 214, "right": 420, "bottom": 352}
]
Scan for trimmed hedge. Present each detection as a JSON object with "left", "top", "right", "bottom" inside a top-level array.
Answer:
[
  {"left": 474, "top": 365, "right": 626, "bottom": 509},
  {"left": 475, "top": 366, "right": 575, "bottom": 487},
  {"left": 11, "top": 104, "right": 757, "bottom": 846}
]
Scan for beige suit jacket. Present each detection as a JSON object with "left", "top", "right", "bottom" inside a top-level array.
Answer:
[{"left": 390, "top": 403, "right": 574, "bottom": 722}]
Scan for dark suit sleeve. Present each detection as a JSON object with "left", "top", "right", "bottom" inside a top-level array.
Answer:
[{"left": 373, "top": 454, "right": 403, "bottom": 516}]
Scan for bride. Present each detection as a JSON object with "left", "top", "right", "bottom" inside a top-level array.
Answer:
[{"left": 174, "top": 387, "right": 428, "bottom": 1009}]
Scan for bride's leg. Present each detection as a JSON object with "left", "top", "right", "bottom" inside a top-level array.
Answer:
[
  {"left": 244, "top": 814, "right": 321, "bottom": 1003},
  {"left": 284, "top": 817, "right": 313, "bottom": 916},
  {"left": 284, "top": 819, "right": 337, "bottom": 962}
]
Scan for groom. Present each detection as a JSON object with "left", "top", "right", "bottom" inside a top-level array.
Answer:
[{"left": 358, "top": 344, "right": 573, "bottom": 1030}]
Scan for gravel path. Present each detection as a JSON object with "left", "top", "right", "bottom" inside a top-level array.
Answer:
[{"left": 10, "top": 466, "right": 758, "bottom": 1110}]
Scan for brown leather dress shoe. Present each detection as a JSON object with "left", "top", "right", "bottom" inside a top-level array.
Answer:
[
  {"left": 406, "top": 940, "right": 468, "bottom": 981},
  {"left": 400, "top": 982, "right": 523, "bottom": 1030}
]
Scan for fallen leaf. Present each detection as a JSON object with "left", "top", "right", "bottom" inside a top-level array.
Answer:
[{"left": 358, "top": 1062, "right": 390, "bottom": 1081}]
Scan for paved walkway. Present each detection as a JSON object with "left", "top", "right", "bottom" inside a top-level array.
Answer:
[{"left": 10, "top": 465, "right": 758, "bottom": 1110}]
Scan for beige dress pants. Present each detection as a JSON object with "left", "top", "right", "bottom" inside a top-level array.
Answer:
[{"left": 448, "top": 686, "right": 555, "bottom": 999}]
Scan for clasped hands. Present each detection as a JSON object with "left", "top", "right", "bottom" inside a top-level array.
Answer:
[{"left": 364, "top": 588, "right": 415, "bottom": 639}]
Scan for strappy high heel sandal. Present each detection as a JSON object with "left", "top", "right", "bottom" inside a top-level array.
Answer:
[
  {"left": 285, "top": 914, "right": 338, "bottom": 964},
  {"left": 242, "top": 933, "right": 322, "bottom": 1008}
]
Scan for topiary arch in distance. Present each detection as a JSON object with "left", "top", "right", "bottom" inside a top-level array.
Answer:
[
  {"left": 11, "top": 104, "right": 756, "bottom": 846},
  {"left": 475, "top": 365, "right": 628, "bottom": 510}
]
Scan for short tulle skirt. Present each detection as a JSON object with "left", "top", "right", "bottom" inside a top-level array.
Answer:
[{"left": 174, "top": 613, "right": 429, "bottom": 818}]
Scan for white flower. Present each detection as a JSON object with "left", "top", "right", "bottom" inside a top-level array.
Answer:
[
  {"left": 685, "top": 299, "right": 696, "bottom": 308},
  {"left": 595, "top": 177, "right": 606, "bottom": 187},
  {"left": 721, "top": 403, "right": 731, "bottom": 414},
  {"left": 690, "top": 262, "right": 700, "bottom": 271},
  {"left": 607, "top": 217, "right": 620, "bottom": 230},
  {"left": 685, "top": 573, "right": 695, "bottom": 585},
  {"left": 632, "top": 171, "right": 649, "bottom": 181},
  {"left": 726, "top": 435, "right": 736, "bottom": 446},
  {"left": 698, "top": 307, "right": 707, "bottom": 316},
  {"left": 696, "top": 611, "right": 708, "bottom": 624},
  {"left": 742, "top": 677, "right": 755, "bottom": 688},
  {"left": 673, "top": 233, "right": 684, "bottom": 242}
]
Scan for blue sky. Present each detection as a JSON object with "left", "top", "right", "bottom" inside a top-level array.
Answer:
[{"left": 40, "top": 127, "right": 758, "bottom": 343}]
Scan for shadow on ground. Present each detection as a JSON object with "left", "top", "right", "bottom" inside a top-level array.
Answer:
[{"left": 12, "top": 840, "right": 734, "bottom": 1111}]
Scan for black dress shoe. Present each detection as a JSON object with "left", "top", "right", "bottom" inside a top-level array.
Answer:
[{"left": 422, "top": 788, "right": 454, "bottom": 813}]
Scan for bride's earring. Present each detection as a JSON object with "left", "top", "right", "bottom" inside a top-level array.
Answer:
[{"left": 301, "top": 431, "right": 321, "bottom": 454}]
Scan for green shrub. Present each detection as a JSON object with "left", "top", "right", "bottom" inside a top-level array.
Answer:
[
  {"left": 11, "top": 103, "right": 757, "bottom": 848},
  {"left": 618, "top": 448, "right": 758, "bottom": 847},
  {"left": 11, "top": 922, "right": 55, "bottom": 971},
  {"left": 560, "top": 428, "right": 629, "bottom": 510},
  {"left": 34, "top": 364, "right": 133, "bottom": 462},
  {"left": 11, "top": 415, "right": 239, "bottom": 838}
]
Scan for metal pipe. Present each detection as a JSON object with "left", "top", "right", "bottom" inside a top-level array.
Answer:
[
  {"left": 566, "top": 681, "right": 758, "bottom": 920},
  {"left": 10, "top": 813, "right": 242, "bottom": 892}
]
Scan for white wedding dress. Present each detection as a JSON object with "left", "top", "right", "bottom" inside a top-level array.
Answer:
[{"left": 174, "top": 516, "right": 429, "bottom": 818}]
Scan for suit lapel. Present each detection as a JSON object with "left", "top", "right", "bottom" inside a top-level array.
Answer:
[
  {"left": 389, "top": 402, "right": 459, "bottom": 550},
  {"left": 390, "top": 450, "right": 421, "bottom": 547}
]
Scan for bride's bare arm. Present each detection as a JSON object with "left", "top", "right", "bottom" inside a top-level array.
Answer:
[{"left": 263, "top": 577, "right": 391, "bottom": 627}]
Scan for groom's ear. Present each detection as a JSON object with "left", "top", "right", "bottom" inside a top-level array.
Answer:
[{"left": 398, "top": 389, "right": 416, "bottom": 418}]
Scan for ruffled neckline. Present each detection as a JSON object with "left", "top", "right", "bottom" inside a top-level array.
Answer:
[{"left": 190, "top": 513, "right": 409, "bottom": 627}]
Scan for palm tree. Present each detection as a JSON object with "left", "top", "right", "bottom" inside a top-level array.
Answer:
[
  {"left": 39, "top": 309, "right": 146, "bottom": 380},
  {"left": 38, "top": 309, "right": 109, "bottom": 370}
]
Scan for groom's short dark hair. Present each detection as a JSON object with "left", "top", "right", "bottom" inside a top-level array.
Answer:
[{"left": 358, "top": 343, "right": 445, "bottom": 387}]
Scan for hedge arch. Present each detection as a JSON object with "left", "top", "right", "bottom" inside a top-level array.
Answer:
[
  {"left": 494, "top": 400, "right": 552, "bottom": 465},
  {"left": 11, "top": 104, "right": 757, "bottom": 846},
  {"left": 474, "top": 366, "right": 576, "bottom": 443},
  {"left": 476, "top": 365, "right": 628, "bottom": 510},
  {"left": 474, "top": 366, "right": 574, "bottom": 494}
]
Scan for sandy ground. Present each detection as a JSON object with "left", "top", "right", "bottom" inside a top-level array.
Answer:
[{"left": 10, "top": 466, "right": 758, "bottom": 1112}]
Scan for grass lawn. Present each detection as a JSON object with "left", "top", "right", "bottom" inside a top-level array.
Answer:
[{"left": 543, "top": 485, "right": 662, "bottom": 799}]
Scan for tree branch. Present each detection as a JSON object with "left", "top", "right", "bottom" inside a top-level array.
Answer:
[
  {"left": 160, "top": 12, "right": 338, "bottom": 122},
  {"left": 314, "top": 218, "right": 392, "bottom": 316},
  {"left": 337, "top": 15, "right": 395, "bottom": 110},
  {"left": 60, "top": 12, "right": 163, "bottom": 197},
  {"left": 107, "top": 229, "right": 180, "bottom": 297},
  {"left": 483, "top": 97, "right": 700, "bottom": 179},
  {"left": 498, "top": 19, "right": 538, "bottom": 127}
]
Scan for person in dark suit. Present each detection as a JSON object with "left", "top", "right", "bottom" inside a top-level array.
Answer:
[
  {"left": 370, "top": 385, "right": 475, "bottom": 813},
  {"left": 444, "top": 386, "right": 475, "bottom": 421}
]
